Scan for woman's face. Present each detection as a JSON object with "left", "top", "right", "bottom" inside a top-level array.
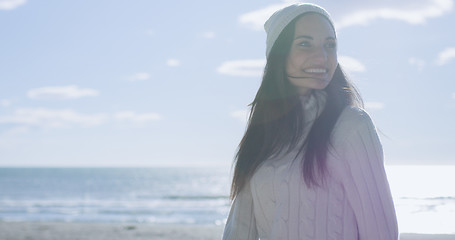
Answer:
[{"left": 286, "top": 13, "right": 337, "bottom": 96}]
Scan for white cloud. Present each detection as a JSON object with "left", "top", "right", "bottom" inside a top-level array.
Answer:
[
  {"left": 0, "top": 99, "right": 11, "bottom": 107},
  {"left": 114, "top": 111, "right": 162, "bottom": 123},
  {"left": 239, "top": 0, "right": 453, "bottom": 31},
  {"left": 336, "top": 0, "right": 453, "bottom": 29},
  {"left": 0, "top": 0, "right": 26, "bottom": 10},
  {"left": 0, "top": 108, "right": 108, "bottom": 128},
  {"left": 436, "top": 47, "right": 455, "bottom": 66},
  {"left": 217, "top": 59, "right": 266, "bottom": 77},
  {"left": 230, "top": 110, "right": 249, "bottom": 123},
  {"left": 27, "top": 85, "right": 99, "bottom": 100},
  {"left": 127, "top": 72, "right": 150, "bottom": 82},
  {"left": 0, "top": 108, "right": 163, "bottom": 129},
  {"left": 201, "top": 31, "right": 216, "bottom": 39},
  {"left": 166, "top": 59, "right": 181, "bottom": 67},
  {"left": 365, "top": 101, "right": 385, "bottom": 110},
  {"left": 239, "top": 3, "right": 291, "bottom": 30},
  {"left": 408, "top": 57, "right": 426, "bottom": 71},
  {"left": 338, "top": 56, "right": 366, "bottom": 73},
  {"left": 452, "top": 92, "right": 455, "bottom": 99}
]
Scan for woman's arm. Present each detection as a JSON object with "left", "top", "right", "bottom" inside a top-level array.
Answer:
[
  {"left": 332, "top": 108, "right": 399, "bottom": 240},
  {"left": 222, "top": 181, "right": 258, "bottom": 240}
]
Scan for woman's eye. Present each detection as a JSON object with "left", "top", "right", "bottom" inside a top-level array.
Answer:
[
  {"left": 298, "top": 41, "right": 310, "bottom": 47},
  {"left": 325, "top": 42, "right": 337, "bottom": 49}
]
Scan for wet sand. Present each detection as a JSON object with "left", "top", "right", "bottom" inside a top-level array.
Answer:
[
  {"left": 0, "top": 222, "right": 454, "bottom": 240},
  {"left": 0, "top": 222, "right": 224, "bottom": 240}
]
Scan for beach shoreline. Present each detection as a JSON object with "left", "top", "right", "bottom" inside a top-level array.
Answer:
[
  {"left": 1, "top": 222, "right": 454, "bottom": 240},
  {"left": 0, "top": 222, "right": 224, "bottom": 240}
]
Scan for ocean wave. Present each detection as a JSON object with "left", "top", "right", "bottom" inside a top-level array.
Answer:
[
  {"left": 163, "top": 195, "right": 229, "bottom": 200},
  {"left": 400, "top": 196, "right": 455, "bottom": 201}
]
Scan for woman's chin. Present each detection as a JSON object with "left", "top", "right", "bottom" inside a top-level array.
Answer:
[{"left": 294, "top": 81, "right": 330, "bottom": 94}]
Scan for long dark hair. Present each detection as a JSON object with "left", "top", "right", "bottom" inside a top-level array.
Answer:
[{"left": 230, "top": 14, "right": 363, "bottom": 200}]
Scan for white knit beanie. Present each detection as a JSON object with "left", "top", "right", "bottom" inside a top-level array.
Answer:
[{"left": 264, "top": 3, "right": 335, "bottom": 58}]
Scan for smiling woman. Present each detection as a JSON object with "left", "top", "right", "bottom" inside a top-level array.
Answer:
[
  {"left": 285, "top": 13, "right": 338, "bottom": 95},
  {"left": 223, "top": 3, "right": 399, "bottom": 240}
]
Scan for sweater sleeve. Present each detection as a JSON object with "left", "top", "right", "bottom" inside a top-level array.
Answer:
[
  {"left": 222, "top": 181, "right": 258, "bottom": 240},
  {"left": 331, "top": 108, "right": 399, "bottom": 240}
]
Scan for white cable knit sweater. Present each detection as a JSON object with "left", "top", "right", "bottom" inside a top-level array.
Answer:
[{"left": 222, "top": 91, "right": 398, "bottom": 240}]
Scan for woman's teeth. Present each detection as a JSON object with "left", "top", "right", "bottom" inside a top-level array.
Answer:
[{"left": 304, "top": 68, "right": 327, "bottom": 73}]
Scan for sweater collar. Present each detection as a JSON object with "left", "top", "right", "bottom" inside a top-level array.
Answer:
[{"left": 300, "top": 90, "right": 327, "bottom": 122}]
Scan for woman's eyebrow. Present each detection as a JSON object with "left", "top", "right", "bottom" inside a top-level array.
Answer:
[
  {"left": 294, "top": 35, "right": 313, "bottom": 40},
  {"left": 294, "top": 35, "right": 337, "bottom": 40}
]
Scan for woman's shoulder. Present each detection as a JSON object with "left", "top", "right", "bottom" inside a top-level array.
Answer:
[
  {"left": 338, "top": 106, "right": 372, "bottom": 124},
  {"left": 328, "top": 106, "right": 382, "bottom": 166},
  {"left": 331, "top": 106, "right": 376, "bottom": 141}
]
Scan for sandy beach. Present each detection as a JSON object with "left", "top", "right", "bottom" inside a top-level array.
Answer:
[
  {"left": 0, "top": 222, "right": 454, "bottom": 240},
  {"left": 0, "top": 222, "right": 224, "bottom": 240}
]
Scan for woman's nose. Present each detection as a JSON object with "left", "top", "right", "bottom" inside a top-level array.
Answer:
[{"left": 311, "top": 45, "right": 328, "bottom": 63}]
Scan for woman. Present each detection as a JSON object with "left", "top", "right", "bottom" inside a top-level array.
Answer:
[{"left": 223, "top": 3, "right": 398, "bottom": 240}]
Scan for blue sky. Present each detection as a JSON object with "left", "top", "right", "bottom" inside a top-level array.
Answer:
[{"left": 0, "top": 0, "right": 454, "bottom": 167}]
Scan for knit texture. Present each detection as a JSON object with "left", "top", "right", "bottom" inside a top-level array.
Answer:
[{"left": 222, "top": 91, "right": 398, "bottom": 240}]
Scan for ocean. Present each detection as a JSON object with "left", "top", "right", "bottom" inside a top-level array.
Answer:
[{"left": 0, "top": 166, "right": 454, "bottom": 234}]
